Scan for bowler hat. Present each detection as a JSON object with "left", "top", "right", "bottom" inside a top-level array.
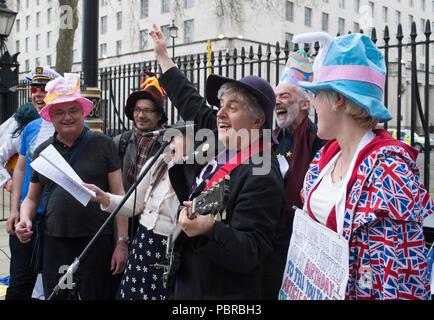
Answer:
[{"left": 206, "top": 74, "right": 278, "bottom": 144}]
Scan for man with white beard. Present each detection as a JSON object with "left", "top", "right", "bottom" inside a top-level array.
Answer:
[{"left": 261, "top": 50, "right": 326, "bottom": 299}]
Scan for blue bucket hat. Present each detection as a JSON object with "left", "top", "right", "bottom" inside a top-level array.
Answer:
[{"left": 292, "top": 32, "right": 392, "bottom": 122}]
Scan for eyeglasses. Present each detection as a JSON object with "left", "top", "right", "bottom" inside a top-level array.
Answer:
[
  {"left": 51, "top": 108, "right": 82, "bottom": 118},
  {"left": 133, "top": 107, "right": 158, "bottom": 115},
  {"left": 30, "top": 85, "right": 46, "bottom": 94}
]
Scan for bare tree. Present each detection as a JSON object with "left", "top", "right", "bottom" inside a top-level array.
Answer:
[{"left": 55, "top": 0, "right": 79, "bottom": 75}]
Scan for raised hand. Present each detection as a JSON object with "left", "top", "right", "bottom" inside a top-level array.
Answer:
[{"left": 149, "top": 24, "right": 176, "bottom": 73}]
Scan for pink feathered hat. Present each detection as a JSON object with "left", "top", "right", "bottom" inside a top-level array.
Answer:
[{"left": 40, "top": 73, "right": 93, "bottom": 122}]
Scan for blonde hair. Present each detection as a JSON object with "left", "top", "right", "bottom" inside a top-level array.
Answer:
[{"left": 324, "top": 91, "right": 378, "bottom": 129}]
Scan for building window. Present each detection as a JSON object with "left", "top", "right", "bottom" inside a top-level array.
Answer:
[
  {"left": 354, "top": 0, "right": 360, "bottom": 13},
  {"left": 16, "top": 0, "right": 20, "bottom": 10},
  {"left": 338, "top": 17, "right": 345, "bottom": 34},
  {"left": 139, "top": 29, "right": 148, "bottom": 50},
  {"left": 16, "top": 40, "right": 19, "bottom": 53},
  {"left": 15, "top": 19, "right": 19, "bottom": 32},
  {"left": 101, "top": 0, "right": 109, "bottom": 6},
  {"left": 116, "top": 40, "right": 122, "bottom": 55},
  {"left": 100, "top": 43, "right": 107, "bottom": 58},
  {"left": 409, "top": 0, "right": 414, "bottom": 7},
  {"left": 408, "top": 15, "right": 414, "bottom": 29},
  {"left": 47, "top": 8, "right": 52, "bottom": 24},
  {"left": 160, "top": 24, "right": 171, "bottom": 45},
  {"left": 47, "top": 55, "right": 52, "bottom": 67},
  {"left": 184, "top": 19, "right": 194, "bottom": 43},
  {"left": 339, "top": 0, "right": 345, "bottom": 8},
  {"left": 322, "top": 12, "right": 329, "bottom": 31},
  {"left": 369, "top": 1, "right": 374, "bottom": 17},
  {"left": 35, "top": 34, "right": 40, "bottom": 50},
  {"left": 25, "top": 15, "right": 29, "bottom": 31},
  {"left": 382, "top": 6, "right": 388, "bottom": 22},
  {"left": 395, "top": 10, "right": 401, "bottom": 25},
  {"left": 285, "top": 1, "right": 294, "bottom": 21},
  {"left": 35, "top": 57, "right": 40, "bottom": 67},
  {"left": 141, "top": 0, "right": 149, "bottom": 18},
  {"left": 116, "top": 12, "right": 122, "bottom": 30},
  {"left": 185, "top": 0, "right": 194, "bottom": 8},
  {"left": 285, "top": 32, "right": 293, "bottom": 49},
  {"left": 25, "top": 59, "right": 29, "bottom": 72},
  {"left": 25, "top": 37, "right": 29, "bottom": 53},
  {"left": 47, "top": 31, "right": 52, "bottom": 48},
  {"left": 162, "top": 0, "right": 170, "bottom": 13},
  {"left": 101, "top": 16, "right": 107, "bottom": 34},
  {"left": 353, "top": 22, "right": 360, "bottom": 33},
  {"left": 420, "top": 0, "right": 425, "bottom": 10},
  {"left": 304, "top": 7, "right": 312, "bottom": 27},
  {"left": 36, "top": 11, "right": 41, "bottom": 27}
]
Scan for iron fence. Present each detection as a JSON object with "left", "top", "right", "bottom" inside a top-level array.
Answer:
[{"left": 1, "top": 21, "right": 433, "bottom": 222}]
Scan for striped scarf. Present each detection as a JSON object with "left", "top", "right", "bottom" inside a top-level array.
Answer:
[{"left": 126, "top": 126, "right": 158, "bottom": 185}]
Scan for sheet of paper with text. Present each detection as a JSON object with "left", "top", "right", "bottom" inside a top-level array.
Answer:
[
  {"left": 279, "top": 208, "right": 349, "bottom": 300},
  {"left": 30, "top": 144, "right": 95, "bottom": 206}
]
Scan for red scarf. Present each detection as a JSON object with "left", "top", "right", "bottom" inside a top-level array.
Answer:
[
  {"left": 126, "top": 126, "right": 159, "bottom": 185},
  {"left": 204, "top": 139, "right": 270, "bottom": 191}
]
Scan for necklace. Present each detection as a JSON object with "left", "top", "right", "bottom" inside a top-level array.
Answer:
[
  {"left": 339, "top": 156, "right": 344, "bottom": 181},
  {"left": 335, "top": 156, "right": 344, "bottom": 182}
]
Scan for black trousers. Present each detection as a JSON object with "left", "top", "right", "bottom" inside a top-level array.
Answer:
[
  {"left": 5, "top": 235, "right": 38, "bottom": 300},
  {"left": 260, "top": 249, "right": 288, "bottom": 300},
  {"left": 42, "top": 234, "right": 116, "bottom": 300}
]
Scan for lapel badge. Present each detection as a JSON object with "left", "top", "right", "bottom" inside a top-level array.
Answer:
[{"left": 202, "top": 143, "right": 210, "bottom": 153}]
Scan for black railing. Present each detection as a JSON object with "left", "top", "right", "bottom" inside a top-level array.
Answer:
[{"left": 1, "top": 22, "right": 432, "bottom": 221}]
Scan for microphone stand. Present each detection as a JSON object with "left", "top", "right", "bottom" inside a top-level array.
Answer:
[{"left": 47, "top": 140, "right": 171, "bottom": 300}]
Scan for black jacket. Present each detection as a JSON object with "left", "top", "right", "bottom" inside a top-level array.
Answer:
[{"left": 160, "top": 67, "right": 285, "bottom": 299}]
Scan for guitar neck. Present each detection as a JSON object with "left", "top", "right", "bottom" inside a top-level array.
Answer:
[
  {"left": 187, "top": 198, "right": 197, "bottom": 219},
  {"left": 172, "top": 205, "right": 196, "bottom": 243}
]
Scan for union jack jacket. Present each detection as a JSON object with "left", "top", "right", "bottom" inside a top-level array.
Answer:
[{"left": 301, "top": 129, "right": 433, "bottom": 300}]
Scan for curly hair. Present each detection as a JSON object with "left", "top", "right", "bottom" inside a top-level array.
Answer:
[{"left": 12, "top": 102, "right": 39, "bottom": 138}]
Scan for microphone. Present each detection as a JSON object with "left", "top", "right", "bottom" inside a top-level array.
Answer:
[{"left": 142, "top": 124, "right": 195, "bottom": 137}]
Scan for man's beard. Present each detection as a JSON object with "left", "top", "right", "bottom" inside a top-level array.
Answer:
[{"left": 276, "top": 104, "right": 299, "bottom": 129}]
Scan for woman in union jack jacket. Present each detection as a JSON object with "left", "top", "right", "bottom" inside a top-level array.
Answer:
[{"left": 294, "top": 32, "right": 433, "bottom": 299}]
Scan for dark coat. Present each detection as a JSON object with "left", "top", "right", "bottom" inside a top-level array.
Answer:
[{"left": 160, "top": 67, "right": 285, "bottom": 299}]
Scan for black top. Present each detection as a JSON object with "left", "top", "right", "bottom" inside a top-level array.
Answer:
[
  {"left": 31, "top": 128, "right": 121, "bottom": 238},
  {"left": 160, "top": 67, "right": 285, "bottom": 299}
]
